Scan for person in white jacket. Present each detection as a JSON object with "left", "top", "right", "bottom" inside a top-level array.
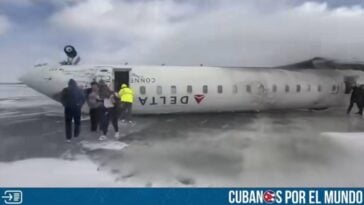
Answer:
[
  {"left": 87, "top": 82, "right": 102, "bottom": 132},
  {"left": 98, "top": 81, "right": 120, "bottom": 140}
]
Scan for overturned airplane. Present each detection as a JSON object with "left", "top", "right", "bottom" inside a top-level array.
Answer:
[{"left": 19, "top": 46, "right": 364, "bottom": 114}]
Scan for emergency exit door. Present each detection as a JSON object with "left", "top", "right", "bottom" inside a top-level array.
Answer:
[{"left": 114, "top": 69, "right": 130, "bottom": 91}]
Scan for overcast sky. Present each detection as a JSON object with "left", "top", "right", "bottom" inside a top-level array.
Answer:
[{"left": 1, "top": 0, "right": 364, "bottom": 82}]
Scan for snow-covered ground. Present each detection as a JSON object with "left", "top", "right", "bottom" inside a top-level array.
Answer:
[
  {"left": 0, "top": 156, "right": 119, "bottom": 187},
  {"left": 0, "top": 84, "right": 58, "bottom": 109},
  {"left": 1, "top": 84, "right": 364, "bottom": 187}
]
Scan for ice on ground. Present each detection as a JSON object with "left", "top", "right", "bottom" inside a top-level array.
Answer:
[
  {"left": 80, "top": 140, "right": 128, "bottom": 151},
  {"left": 0, "top": 98, "right": 57, "bottom": 109},
  {"left": 0, "top": 156, "right": 117, "bottom": 187},
  {"left": 0, "top": 84, "right": 39, "bottom": 99},
  {"left": 321, "top": 132, "right": 364, "bottom": 149},
  {"left": 0, "top": 155, "right": 198, "bottom": 187},
  {"left": 0, "top": 84, "right": 58, "bottom": 109}
]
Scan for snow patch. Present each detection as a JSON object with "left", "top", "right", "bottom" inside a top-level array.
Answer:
[
  {"left": 0, "top": 156, "right": 117, "bottom": 187},
  {"left": 321, "top": 132, "right": 364, "bottom": 148},
  {"left": 80, "top": 140, "right": 128, "bottom": 151}
]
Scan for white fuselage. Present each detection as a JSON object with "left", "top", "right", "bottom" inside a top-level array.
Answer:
[{"left": 20, "top": 64, "right": 363, "bottom": 114}]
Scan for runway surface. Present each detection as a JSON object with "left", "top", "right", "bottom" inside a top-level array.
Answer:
[{"left": 1, "top": 84, "right": 364, "bottom": 187}]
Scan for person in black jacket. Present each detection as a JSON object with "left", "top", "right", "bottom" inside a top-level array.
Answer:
[
  {"left": 347, "top": 84, "right": 362, "bottom": 115},
  {"left": 358, "top": 85, "right": 364, "bottom": 115},
  {"left": 61, "top": 79, "right": 85, "bottom": 142}
]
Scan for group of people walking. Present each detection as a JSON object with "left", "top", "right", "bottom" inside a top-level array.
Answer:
[
  {"left": 60, "top": 80, "right": 364, "bottom": 142},
  {"left": 61, "top": 79, "right": 134, "bottom": 142}
]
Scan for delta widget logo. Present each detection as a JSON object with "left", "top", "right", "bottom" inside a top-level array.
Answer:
[{"left": 194, "top": 94, "right": 205, "bottom": 104}]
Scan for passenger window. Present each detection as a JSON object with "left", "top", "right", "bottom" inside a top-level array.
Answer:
[
  {"left": 272, "top": 85, "right": 277, "bottom": 93},
  {"left": 203, "top": 85, "right": 208, "bottom": 94},
  {"left": 318, "top": 85, "right": 322, "bottom": 92},
  {"left": 187, "top": 85, "right": 192, "bottom": 93},
  {"left": 218, "top": 85, "right": 223, "bottom": 94},
  {"left": 233, "top": 85, "right": 238, "bottom": 94},
  {"left": 157, "top": 86, "right": 162, "bottom": 95},
  {"left": 307, "top": 85, "right": 311, "bottom": 92},
  {"left": 296, "top": 85, "right": 301, "bottom": 92},
  {"left": 171, "top": 85, "right": 177, "bottom": 94},
  {"left": 140, "top": 86, "right": 146, "bottom": 95},
  {"left": 285, "top": 85, "right": 290, "bottom": 92},
  {"left": 246, "top": 85, "right": 251, "bottom": 93}
]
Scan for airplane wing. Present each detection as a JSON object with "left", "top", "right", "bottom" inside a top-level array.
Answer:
[
  {"left": 278, "top": 57, "right": 330, "bottom": 69},
  {"left": 219, "top": 57, "right": 364, "bottom": 71},
  {"left": 279, "top": 57, "right": 364, "bottom": 71}
]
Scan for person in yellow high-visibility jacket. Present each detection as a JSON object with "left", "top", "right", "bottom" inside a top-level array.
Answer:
[{"left": 118, "top": 84, "right": 134, "bottom": 123}]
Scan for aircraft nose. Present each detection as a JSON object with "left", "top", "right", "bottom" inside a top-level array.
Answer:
[
  {"left": 19, "top": 70, "right": 32, "bottom": 85},
  {"left": 18, "top": 73, "right": 27, "bottom": 84},
  {"left": 18, "top": 68, "right": 39, "bottom": 88}
]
